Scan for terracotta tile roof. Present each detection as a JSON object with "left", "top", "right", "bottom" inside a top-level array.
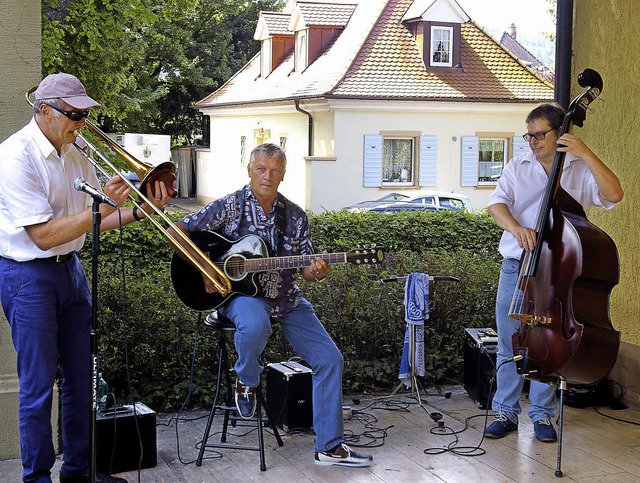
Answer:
[
  {"left": 332, "top": 0, "right": 553, "bottom": 100},
  {"left": 196, "top": 0, "right": 553, "bottom": 108},
  {"left": 261, "top": 12, "right": 294, "bottom": 36},
  {"left": 296, "top": 2, "right": 358, "bottom": 27}
]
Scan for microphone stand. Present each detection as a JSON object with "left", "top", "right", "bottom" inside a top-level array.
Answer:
[{"left": 89, "top": 198, "right": 102, "bottom": 483}]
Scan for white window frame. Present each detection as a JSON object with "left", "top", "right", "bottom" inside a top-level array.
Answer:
[
  {"left": 430, "top": 26, "right": 453, "bottom": 67},
  {"left": 295, "top": 30, "right": 308, "bottom": 72},
  {"left": 477, "top": 138, "right": 507, "bottom": 186},
  {"left": 260, "top": 38, "right": 272, "bottom": 77},
  {"left": 382, "top": 137, "right": 415, "bottom": 186}
]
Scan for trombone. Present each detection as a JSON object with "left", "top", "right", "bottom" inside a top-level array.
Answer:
[{"left": 26, "top": 87, "right": 232, "bottom": 297}]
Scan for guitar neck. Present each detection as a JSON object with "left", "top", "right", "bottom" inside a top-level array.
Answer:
[{"left": 245, "top": 253, "right": 347, "bottom": 273}]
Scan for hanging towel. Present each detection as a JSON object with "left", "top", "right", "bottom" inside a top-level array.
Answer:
[{"left": 399, "top": 273, "right": 429, "bottom": 387}]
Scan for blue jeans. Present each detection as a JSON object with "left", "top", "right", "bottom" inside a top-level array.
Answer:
[
  {"left": 492, "top": 258, "right": 557, "bottom": 424},
  {"left": 1, "top": 256, "right": 91, "bottom": 483},
  {"left": 219, "top": 296, "right": 344, "bottom": 453}
]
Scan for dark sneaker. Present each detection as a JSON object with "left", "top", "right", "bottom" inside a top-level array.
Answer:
[
  {"left": 534, "top": 418, "right": 557, "bottom": 442},
  {"left": 235, "top": 379, "right": 257, "bottom": 419},
  {"left": 484, "top": 413, "right": 518, "bottom": 438},
  {"left": 314, "top": 443, "right": 373, "bottom": 467}
]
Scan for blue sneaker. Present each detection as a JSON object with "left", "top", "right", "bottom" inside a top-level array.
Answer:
[
  {"left": 534, "top": 418, "right": 557, "bottom": 442},
  {"left": 484, "top": 413, "right": 518, "bottom": 438},
  {"left": 235, "top": 379, "right": 257, "bottom": 419}
]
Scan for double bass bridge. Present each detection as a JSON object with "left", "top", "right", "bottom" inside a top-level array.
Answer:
[{"left": 509, "top": 313, "right": 552, "bottom": 326}]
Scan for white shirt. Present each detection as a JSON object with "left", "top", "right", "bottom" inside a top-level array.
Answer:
[
  {"left": 0, "top": 118, "right": 99, "bottom": 261},
  {"left": 489, "top": 148, "right": 616, "bottom": 260}
]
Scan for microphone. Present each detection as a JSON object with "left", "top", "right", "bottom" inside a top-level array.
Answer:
[{"left": 73, "top": 177, "right": 118, "bottom": 208}]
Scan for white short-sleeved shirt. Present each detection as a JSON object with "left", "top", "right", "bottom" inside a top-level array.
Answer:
[
  {"left": 0, "top": 118, "right": 99, "bottom": 261},
  {"left": 489, "top": 148, "right": 616, "bottom": 260}
]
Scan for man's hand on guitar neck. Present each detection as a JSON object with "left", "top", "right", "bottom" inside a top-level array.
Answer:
[{"left": 303, "top": 251, "right": 332, "bottom": 282}]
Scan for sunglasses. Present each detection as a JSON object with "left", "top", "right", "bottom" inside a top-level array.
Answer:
[{"left": 46, "top": 104, "right": 90, "bottom": 122}]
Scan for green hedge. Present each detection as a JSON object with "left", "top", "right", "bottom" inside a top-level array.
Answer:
[{"left": 81, "top": 209, "right": 502, "bottom": 411}]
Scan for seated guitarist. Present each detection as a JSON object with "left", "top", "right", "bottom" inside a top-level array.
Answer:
[{"left": 167, "top": 143, "right": 373, "bottom": 468}]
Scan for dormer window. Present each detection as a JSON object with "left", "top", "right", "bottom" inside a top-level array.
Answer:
[
  {"left": 254, "top": 12, "right": 294, "bottom": 77},
  {"left": 295, "top": 30, "right": 308, "bottom": 72},
  {"left": 288, "top": 2, "right": 355, "bottom": 71},
  {"left": 402, "top": 0, "right": 468, "bottom": 71},
  {"left": 430, "top": 26, "right": 453, "bottom": 67}
]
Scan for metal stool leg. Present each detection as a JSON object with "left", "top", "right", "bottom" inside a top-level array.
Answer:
[
  {"left": 196, "top": 320, "right": 279, "bottom": 471},
  {"left": 196, "top": 329, "right": 227, "bottom": 467}
]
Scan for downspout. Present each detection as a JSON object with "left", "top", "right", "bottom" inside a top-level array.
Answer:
[
  {"left": 294, "top": 100, "right": 313, "bottom": 156},
  {"left": 554, "top": 0, "right": 573, "bottom": 109}
]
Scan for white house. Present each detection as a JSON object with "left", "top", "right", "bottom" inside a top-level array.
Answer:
[{"left": 194, "top": 0, "right": 553, "bottom": 212}]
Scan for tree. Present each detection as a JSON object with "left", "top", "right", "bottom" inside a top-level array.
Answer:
[{"left": 42, "top": 0, "right": 284, "bottom": 144}]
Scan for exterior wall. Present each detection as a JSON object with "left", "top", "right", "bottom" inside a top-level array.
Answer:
[
  {"left": 0, "top": 0, "right": 43, "bottom": 459},
  {"left": 572, "top": 0, "right": 640, "bottom": 408},
  {"left": 319, "top": 99, "right": 537, "bottom": 212},
  {"left": 197, "top": 106, "right": 317, "bottom": 208},
  {"left": 200, "top": 100, "right": 538, "bottom": 213}
]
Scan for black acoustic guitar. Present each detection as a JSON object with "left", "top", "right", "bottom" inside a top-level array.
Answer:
[{"left": 170, "top": 231, "right": 385, "bottom": 310}]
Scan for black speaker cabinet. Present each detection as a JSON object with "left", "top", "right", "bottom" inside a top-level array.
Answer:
[
  {"left": 96, "top": 402, "right": 157, "bottom": 474},
  {"left": 266, "top": 361, "right": 314, "bottom": 431},
  {"left": 463, "top": 328, "right": 498, "bottom": 409}
]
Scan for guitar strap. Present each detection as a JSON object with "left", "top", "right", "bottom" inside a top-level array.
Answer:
[{"left": 274, "top": 193, "right": 286, "bottom": 257}]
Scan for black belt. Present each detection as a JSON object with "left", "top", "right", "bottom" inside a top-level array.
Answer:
[{"left": 41, "top": 252, "right": 76, "bottom": 263}]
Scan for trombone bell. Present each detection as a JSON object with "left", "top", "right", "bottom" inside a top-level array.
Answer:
[{"left": 83, "top": 122, "right": 178, "bottom": 199}]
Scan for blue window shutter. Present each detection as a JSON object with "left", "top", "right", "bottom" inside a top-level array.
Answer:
[
  {"left": 461, "top": 136, "right": 479, "bottom": 187},
  {"left": 363, "top": 134, "right": 382, "bottom": 187},
  {"left": 511, "top": 135, "right": 529, "bottom": 159},
  {"left": 418, "top": 135, "right": 437, "bottom": 187}
]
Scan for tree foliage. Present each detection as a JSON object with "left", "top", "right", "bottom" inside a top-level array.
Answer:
[{"left": 42, "top": 0, "right": 284, "bottom": 144}]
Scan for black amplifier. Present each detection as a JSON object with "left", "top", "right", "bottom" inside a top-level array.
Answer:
[
  {"left": 96, "top": 402, "right": 157, "bottom": 474},
  {"left": 266, "top": 361, "right": 314, "bottom": 431},
  {"left": 463, "top": 328, "right": 498, "bottom": 408}
]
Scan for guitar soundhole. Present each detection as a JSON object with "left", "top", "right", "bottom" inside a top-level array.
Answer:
[{"left": 224, "top": 254, "right": 247, "bottom": 280}]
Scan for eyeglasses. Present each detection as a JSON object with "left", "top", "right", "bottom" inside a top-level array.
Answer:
[
  {"left": 522, "top": 127, "right": 558, "bottom": 142},
  {"left": 46, "top": 104, "right": 90, "bottom": 122}
]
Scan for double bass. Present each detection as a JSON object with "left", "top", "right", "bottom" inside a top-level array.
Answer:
[{"left": 510, "top": 68, "right": 620, "bottom": 386}]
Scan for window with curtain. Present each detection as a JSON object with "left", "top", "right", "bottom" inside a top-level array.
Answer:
[
  {"left": 382, "top": 138, "right": 414, "bottom": 185},
  {"left": 431, "top": 26, "right": 452, "bottom": 67},
  {"left": 478, "top": 138, "right": 506, "bottom": 184}
]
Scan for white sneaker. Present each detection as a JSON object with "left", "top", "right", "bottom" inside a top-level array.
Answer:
[{"left": 314, "top": 443, "right": 373, "bottom": 467}]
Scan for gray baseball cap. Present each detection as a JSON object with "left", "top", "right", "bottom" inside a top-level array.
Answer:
[{"left": 34, "top": 73, "right": 101, "bottom": 109}]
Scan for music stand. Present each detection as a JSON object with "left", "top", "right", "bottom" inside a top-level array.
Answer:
[{"left": 380, "top": 275, "right": 460, "bottom": 408}]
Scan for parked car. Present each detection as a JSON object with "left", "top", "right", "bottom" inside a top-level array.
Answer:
[
  {"left": 404, "top": 192, "right": 473, "bottom": 213},
  {"left": 344, "top": 192, "right": 410, "bottom": 212},
  {"left": 345, "top": 191, "right": 473, "bottom": 213},
  {"left": 367, "top": 203, "right": 448, "bottom": 213}
]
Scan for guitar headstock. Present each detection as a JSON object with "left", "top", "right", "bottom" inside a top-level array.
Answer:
[{"left": 346, "top": 245, "right": 385, "bottom": 265}]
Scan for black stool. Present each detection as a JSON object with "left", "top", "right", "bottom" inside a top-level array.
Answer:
[{"left": 196, "top": 310, "right": 283, "bottom": 471}]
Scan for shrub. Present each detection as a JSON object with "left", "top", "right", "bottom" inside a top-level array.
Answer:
[{"left": 81, "top": 209, "right": 501, "bottom": 410}]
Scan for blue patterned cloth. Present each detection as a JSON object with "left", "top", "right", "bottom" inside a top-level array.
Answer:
[{"left": 399, "top": 273, "right": 429, "bottom": 386}]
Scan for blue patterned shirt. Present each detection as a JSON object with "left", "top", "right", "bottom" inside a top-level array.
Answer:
[{"left": 180, "top": 184, "right": 314, "bottom": 316}]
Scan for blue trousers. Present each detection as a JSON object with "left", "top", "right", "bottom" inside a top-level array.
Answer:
[
  {"left": 219, "top": 296, "right": 344, "bottom": 453},
  {"left": 492, "top": 258, "right": 557, "bottom": 424},
  {"left": 1, "top": 256, "right": 91, "bottom": 482}
]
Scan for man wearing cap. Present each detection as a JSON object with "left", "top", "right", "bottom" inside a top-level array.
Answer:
[{"left": 0, "top": 73, "right": 173, "bottom": 483}]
